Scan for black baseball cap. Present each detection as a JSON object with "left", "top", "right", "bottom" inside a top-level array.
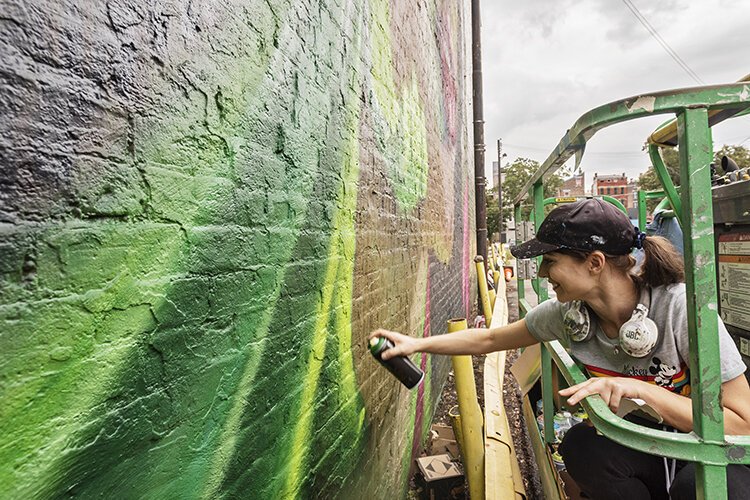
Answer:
[{"left": 510, "top": 198, "right": 639, "bottom": 259}]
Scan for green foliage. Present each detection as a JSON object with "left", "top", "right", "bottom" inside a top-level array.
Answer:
[
  {"left": 637, "top": 144, "right": 750, "bottom": 212},
  {"left": 714, "top": 144, "right": 750, "bottom": 171},
  {"left": 636, "top": 146, "right": 680, "bottom": 194},
  {"left": 486, "top": 187, "right": 500, "bottom": 238},
  {"left": 497, "top": 157, "right": 566, "bottom": 226}
]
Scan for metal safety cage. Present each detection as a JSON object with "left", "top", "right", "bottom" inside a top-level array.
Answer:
[{"left": 512, "top": 83, "right": 750, "bottom": 500}]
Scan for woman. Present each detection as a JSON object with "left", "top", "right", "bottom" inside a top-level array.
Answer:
[{"left": 370, "top": 198, "right": 750, "bottom": 499}]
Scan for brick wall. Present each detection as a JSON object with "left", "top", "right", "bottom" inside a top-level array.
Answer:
[{"left": 0, "top": 0, "right": 475, "bottom": 497}]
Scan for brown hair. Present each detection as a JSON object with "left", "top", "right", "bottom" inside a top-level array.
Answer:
[{"left": 557, "top": 235, "right": 684, "bottom": 288}]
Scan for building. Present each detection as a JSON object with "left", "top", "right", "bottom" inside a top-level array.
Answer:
[
  {"left": 591, "top": 172, "right": 632, "bottom": 208},
  {"left": 557, "top": 172, "right": 585, "bottom": 197},
  {"left": 627, "top": 180, "right": 638, "bottom": 210}
]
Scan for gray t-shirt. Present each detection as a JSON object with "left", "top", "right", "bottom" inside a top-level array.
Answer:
[{"left": 525, "top": 283, "right": 745, "bottom": 395}]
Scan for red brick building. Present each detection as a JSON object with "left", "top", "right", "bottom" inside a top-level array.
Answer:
[{"left": 591, "top": 172, "right": 631, "bottom": 208}]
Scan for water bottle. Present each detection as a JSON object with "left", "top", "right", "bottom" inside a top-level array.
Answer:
[
  {"left": 369, "top": 337, "right": 424, "bottom": 389},
  {"left": 554, "top": 412, "right": 572, "bottom": 441}
]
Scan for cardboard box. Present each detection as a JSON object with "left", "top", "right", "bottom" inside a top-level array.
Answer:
[
  {"left": 415, "top": 454, "right": 465, "bottom": 500},
  {"left": 429, "top": 424, "right": 460, "bottom": 459}
]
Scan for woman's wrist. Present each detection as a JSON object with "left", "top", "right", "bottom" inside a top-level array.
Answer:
[{"left": 633, "top": 378, "right": 653, "bottom": 401}]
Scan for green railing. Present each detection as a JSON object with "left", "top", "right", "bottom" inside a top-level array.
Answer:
[{"left": 512, "top": 83, "right": 750, "bottom": 499}]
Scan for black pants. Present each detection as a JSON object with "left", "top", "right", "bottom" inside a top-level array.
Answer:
[{"left": 559, "top": 422, "right": 750, "bottom": 499}]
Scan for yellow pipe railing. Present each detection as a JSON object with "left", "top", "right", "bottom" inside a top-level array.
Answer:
[
  {"left": 484, "top": 260, "right": 525, "bottom": 499},
  {"left": 448, "top": 318, "right": 485, "bottom": 500},
  {"left": 474, "top": 256, "right": 493, "bottom": 325}
]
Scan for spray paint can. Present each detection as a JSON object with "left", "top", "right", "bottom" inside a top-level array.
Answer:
[{"left": 369, "top": 337, "right": 424, "bottom": 390}]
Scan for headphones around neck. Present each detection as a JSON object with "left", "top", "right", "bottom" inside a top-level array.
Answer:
[{"left": 563, "top": 287, "right": 658, "bottom": 358}]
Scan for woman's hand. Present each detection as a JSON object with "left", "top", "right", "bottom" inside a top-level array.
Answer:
[
  {"left": 559, "top": 377, "right": 647, "bottom": 413},
  {"left": 368, "top": 329, "right": 420, "bottom": 360}
]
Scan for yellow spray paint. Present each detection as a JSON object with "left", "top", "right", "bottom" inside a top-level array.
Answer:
[{"left": 280, "top": 119, "right": 363, "bottom": 500}]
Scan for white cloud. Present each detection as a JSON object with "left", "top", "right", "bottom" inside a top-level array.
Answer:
[{"left": 481, "top": 0, "right": 750, "bottom": 186}]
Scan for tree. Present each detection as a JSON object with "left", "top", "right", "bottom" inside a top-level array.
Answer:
[
  {"left": 486, "top": 187, "right": 500, "bottom": 238},
  {"left": 497, "top": 157, "right": 567, "bottom": 231},
  {"left": 636, "top": 146, "right": 680, "bottom": 195},
  {"left": 637, "top": 143, "right": 750, "bottom": 212}
]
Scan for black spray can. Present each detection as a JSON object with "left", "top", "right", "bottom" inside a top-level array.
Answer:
[{"left": 369, "top": 337, "right": 424, "bottom": 389}]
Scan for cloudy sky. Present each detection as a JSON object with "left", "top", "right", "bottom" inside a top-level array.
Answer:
[{"left": 481, "top": 0, "right": 750, "bottom": 188}]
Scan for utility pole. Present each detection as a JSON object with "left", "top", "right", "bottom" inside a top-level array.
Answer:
[{"left": 497, "top": 139, "right": 503, "bottom": 242}]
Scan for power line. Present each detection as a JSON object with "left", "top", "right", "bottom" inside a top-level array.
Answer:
[{"left": 621, "top": 0, "right": 704, "bottom": 85}]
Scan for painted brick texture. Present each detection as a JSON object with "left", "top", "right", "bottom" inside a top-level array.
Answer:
[{"left": 0, "top": 0, "right": 476, "bottom": 498}]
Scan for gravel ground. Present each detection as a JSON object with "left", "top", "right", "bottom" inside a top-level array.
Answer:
[{"left": 415, "top": 278, "right": 543, "bottom": 499}]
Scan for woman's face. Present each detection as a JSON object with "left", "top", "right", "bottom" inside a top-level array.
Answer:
[{"left": 538, "top": 252, "right": 594, "bottom": 302}]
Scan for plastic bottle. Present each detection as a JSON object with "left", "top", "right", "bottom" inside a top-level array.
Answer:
[
  {"left": 553, "top": 412, "right": 572, "bottom": 441},
  {"left": 369, "top": 337, "right": 424, "bottom": 389}
]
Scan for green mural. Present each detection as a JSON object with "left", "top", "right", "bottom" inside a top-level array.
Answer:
[{"left": 0, "top": 0, "right": 473, "bottom": 498}]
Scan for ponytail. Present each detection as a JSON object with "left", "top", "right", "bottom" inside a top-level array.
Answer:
[{"left": 636, "top": 235, "right": 684, "bottom": 287}]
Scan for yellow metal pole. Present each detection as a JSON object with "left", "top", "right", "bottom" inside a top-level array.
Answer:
[
  {"left": 475, "top": 256, "right": 493, "bottom": 327},
  {"left": 448, "top": 404, "right": 464, "bottom": 454},
  {"left": 488, "top": 288, "right": 496, "bottom": 310},
  {"left": 448, "top": 318, "right": 485, "bottom": 500}
]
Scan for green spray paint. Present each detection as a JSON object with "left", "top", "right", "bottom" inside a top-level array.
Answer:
[
  {"left": 369, "top": 0, "right": 430, "bottom": 214},
  {"left": 1, "top": 0, "right": 469, "bottom": 497}
]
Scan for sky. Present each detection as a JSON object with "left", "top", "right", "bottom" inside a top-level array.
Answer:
[{"left": 480, "top": 0, "right": 750, "bottom": 189}]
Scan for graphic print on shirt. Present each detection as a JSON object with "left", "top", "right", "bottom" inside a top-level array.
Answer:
[
  {"left": 648, "top": 357, "right": 677, "bottom": 389},
  {"left": 584, "top": 360, "right": 691, "bottom": 396}
]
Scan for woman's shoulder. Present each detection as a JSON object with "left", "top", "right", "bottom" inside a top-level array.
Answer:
[{"left": 650, "top": 282, "right": 686, "bottom": 301}]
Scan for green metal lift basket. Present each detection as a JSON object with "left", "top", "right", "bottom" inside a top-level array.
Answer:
[{"left": 512, "top": 83, "right": 750, "bottom": 500}]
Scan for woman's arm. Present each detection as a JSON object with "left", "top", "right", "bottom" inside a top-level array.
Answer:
[
  {"left": 369, "top": 318, "right": 538, "bottom": 360},
  {"left": 560, "top": 374, "right": 750, "bottom": 435}
]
